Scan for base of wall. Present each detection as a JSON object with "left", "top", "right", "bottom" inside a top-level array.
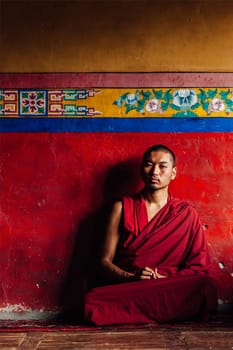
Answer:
[
  {"left": 217, "top": 302, "right": 233, "bottom": 314},
  {"left": 0, "top": 304, "right": 231, "bottom": 321},
  {"left": 0, "top": 305, "right": 60, "bottom": 320}
]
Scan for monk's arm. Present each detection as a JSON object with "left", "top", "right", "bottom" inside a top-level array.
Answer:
[
  {"left": 99, "top": 201, "right": 156, "bottom": 282},
  {"left": 99, "top": 201, "right": 135, "bottom": 282}
]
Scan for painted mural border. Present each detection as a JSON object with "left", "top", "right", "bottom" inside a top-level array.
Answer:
[
  {"left": 1, "top": 73, "right": 233, "bottom": 88},
  {"left": 1, "top": 117, "right": 233, "bottom": 132},
  {"left": 1, "top": 73, "right": 233, "bottom": 132}
]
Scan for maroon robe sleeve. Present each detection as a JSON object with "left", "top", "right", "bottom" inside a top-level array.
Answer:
[{"left": 174, "top": 206, "right": 211, "bottom": 276}]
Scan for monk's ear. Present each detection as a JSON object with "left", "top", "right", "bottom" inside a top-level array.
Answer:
[{"left": 171, "top": 166, "right": 177, "bottom": 180}]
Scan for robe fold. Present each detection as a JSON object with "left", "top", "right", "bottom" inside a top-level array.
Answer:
[{"left": 84, "top": 194, "right": 217, "bottom": 325}]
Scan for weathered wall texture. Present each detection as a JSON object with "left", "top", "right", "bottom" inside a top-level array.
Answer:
[
  {"left": 0, "top": 131, "right": 233, "bottom": 311},
  {"left": 0, "top": 0, "right": 233, "bottom": 319},
  {"left": 1, "top": 0, "right": 233, "bottom": 72}
]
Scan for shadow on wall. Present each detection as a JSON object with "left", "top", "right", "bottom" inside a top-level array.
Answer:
[{"left": 59, "top": 157, "right": 142, "bottom": 321}]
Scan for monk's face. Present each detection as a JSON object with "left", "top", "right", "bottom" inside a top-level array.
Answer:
[{"left": 142, "top": 150, "right": 176, "bottom": 191}]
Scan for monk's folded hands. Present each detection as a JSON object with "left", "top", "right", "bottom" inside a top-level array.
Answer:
[
  {"left": 137, "top": 266, "right": 155, "bottom": 280},
  {"left": 153, "top": 267, "right": 167, "bottom": 279}
]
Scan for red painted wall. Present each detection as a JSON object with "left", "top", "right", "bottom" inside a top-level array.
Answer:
[{"left": 0, "top": 132, "right": 232, "bottom": 313}]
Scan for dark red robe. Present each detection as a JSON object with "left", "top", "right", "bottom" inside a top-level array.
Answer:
[{"left": 84, "top": 194, "right": 217, "bottom": 325}]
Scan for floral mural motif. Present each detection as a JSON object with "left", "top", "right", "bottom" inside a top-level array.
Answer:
[
  {"left": 172, "top": 89, "right": 199, "bottom": 117},
  {"left": 145, "top": 98, "right": 161, "bottom": 113},
  {"left": 209, "top": 98, "right": 225, "bottom": 113},
  {"left": 113, "top": 88, "right": 233, "bottom": 117},
  {"left": 198, "top": 88, "right": 233, "bottom": 115}
]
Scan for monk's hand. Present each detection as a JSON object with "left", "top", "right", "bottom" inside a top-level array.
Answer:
[
  {"left": 136, "top": 266, "right": 155, "bottom": 280},
  {"left": 153, "top": 267, "right": 167, "bottom": 279}
]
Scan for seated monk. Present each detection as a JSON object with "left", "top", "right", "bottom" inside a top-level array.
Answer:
[{"left": 84, "top": 144, "right": 217, "bottom": 325}]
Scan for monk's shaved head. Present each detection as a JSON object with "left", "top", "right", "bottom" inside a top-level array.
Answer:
[{"left": 142, "top": 144, "right": 176, "bottom": 167}]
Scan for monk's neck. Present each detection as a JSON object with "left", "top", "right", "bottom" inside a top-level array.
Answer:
[
  {"left": 143, "top": 188, "right": 169, "bottom": 221},
  {"left": 143, "top": 188, "right": 169, "bottom": 207}
]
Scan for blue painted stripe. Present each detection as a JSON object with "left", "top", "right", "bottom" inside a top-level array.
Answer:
[{"left": 0, "top": 117, "right": 233, "bottom": 132}]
